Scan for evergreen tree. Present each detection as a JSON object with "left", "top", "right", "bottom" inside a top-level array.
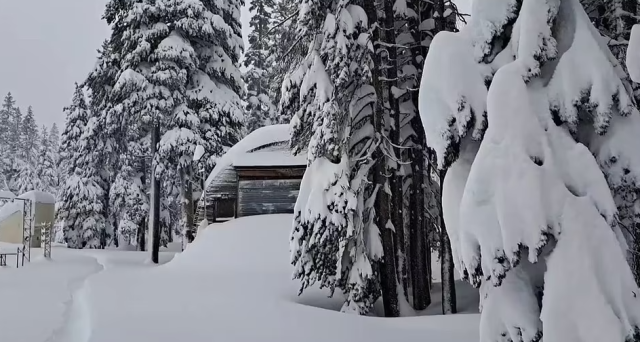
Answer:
[
  {"left": 49, "top": 123, "right": 61, "bottom": 190},
  {"left": 19, "top": 106, "right": 39, "bottom": 164},
  {"left": 268, "top": 0, "right": 303, "bottom": 120},
  {"left": 420, "top": 0, "right": 640, "bottom": 340},
  {"left": 155, "top": 0, "right": 245, "bottom": 245},
  {"left": 286, "top": 0, "right": 385, "bottom": 315},
  {"left": 57, "top": 84, "right": 107, "bottom": 249},
  {"left": 9, "top": 106, "right": 22, "bottom": 161},
  {"left": 0, "top": 93, "right": 15, "bottom": 184},
  {"left": 243, "top": 0, "right": 277, "bottom": 132},
  {"left": 11, "top": 106, "right": 40, "bottom": 194},
  {"left": 37, "top": 126, "right": 58, "bottom": 194}
]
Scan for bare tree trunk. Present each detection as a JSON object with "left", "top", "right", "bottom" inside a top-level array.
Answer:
[
  {"left": 137, "top": 159, "right": 147, "bottom": 252},
  {"left": 381, "top": 0, "right": 407, "bottom": 300},
  {"left": 150, "top": 122, "right": 161, "bottom": 263},
  {"left": 439, "top": 170, "right": 457, "bottom": 314},
  {"left": 364, "top": 0, "right": 400, "bottom": 318},
  {"left": 180, "top": 167, "right": 195, "bottom": 250}
]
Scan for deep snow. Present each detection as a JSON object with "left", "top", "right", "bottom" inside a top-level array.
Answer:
[{"left": 0, "top": 214, "right": 479, "bottom": 342}]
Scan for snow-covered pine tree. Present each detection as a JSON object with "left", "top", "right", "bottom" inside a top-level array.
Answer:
[
  {"left": 9, "top": 106, "right": 22, "bottom": 162},
  {"left": 155, "top": 0, "right": 245, "bottom": 246},
  {"left": 48, "top": 123, "right": 61, "bottom": 191},
  {"left": 0, "top": 93, "right": 14, "bottom": 185},
  {"left": 286, "top": 0, "right": 385, "bottom": 315},
  {"left": 57, "top": 84, "right": 107, "bottom": 249},
  {"left": 581, "top": 0, "right": 640, "bottom": 284},
  {"left": 420, "top": 0, "right": 640, "bottom": 340},
  {"left": 12, "top": 106, "right": 42, "bottom": 194},
  {"left": 267, "top": 0, "right": 304, "bottom": 123},
  {"left": 36, "top": 126, "right": 58, "bottom": 194},
  {"left": 243, "top": 0, "right": 277, "bottom": 133}
]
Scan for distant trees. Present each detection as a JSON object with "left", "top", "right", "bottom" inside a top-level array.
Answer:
[{"left": 0, "top": 92, "right": 61, "bottom": 195}]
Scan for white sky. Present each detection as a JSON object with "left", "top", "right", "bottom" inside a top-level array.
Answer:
[{"left": 0, "top": 0, "right": 465, "bottom": 131}]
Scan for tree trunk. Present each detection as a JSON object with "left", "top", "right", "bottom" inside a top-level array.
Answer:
[
  {"left": 365, "top": 0, "right": 400, "bottom": 318},
  {"left": 381, "top": 0, "right": 408, "bottom": 300},
  {"left": 439, "top": 170, "right": 457, "bottom": 314},
  {"left": 150, "top": 122, "right": 161, "bottom": 263},
  {"left": 137, "top": 160, "right": 147, "bottom": 252},
  {"left": 180, "top": 167, "right": 195, "bottom": 250},
  {"left": 410, "top": 145, "right": 430, "bottom": 310}
]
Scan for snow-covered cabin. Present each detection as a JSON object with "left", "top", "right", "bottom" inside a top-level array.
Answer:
[
  {"left": 196, "top": 125, "right": 307, "bottom": 223},
  {"left": 0, "top": 191, "right": 56, "bottom": 247}
]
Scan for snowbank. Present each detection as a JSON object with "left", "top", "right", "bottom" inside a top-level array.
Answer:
[
  {"left": 80, "top": 215, "right": 479, "bottom": 342},
  {"left": 18, "top": 190, "right": 56, "bottom": 204}
]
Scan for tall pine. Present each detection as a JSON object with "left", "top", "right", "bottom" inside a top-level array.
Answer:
[{"left": 243, "top": 0, "right": 277, "bottom": 132}]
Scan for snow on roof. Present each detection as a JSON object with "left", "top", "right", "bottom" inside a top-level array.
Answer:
[
  {"left": 232, "top": 150, "right": 307, "bottom": 168},
  {"left": 18, "top": 191, "right": 56, "bottom": 204},
  {"left": 205, "top": 124, "right": 299, "bottom": 188},
  {"left": 0, "top": 190, "right": 16, "bottom": 199},
  {"left": 0, "top": 202, "right": 22, "bottom": 222}
]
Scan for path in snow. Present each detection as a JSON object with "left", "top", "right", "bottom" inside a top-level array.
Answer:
[{"left": 44, "top": 255, "right": 104, "bottom": 342}]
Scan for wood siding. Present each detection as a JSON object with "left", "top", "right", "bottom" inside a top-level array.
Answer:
[{"left": 237, "top": 179, "right": 302, "bottom": 217}]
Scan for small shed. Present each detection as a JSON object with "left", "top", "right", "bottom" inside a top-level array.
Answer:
[
  {"left": 0, "top": 191, "right": 55, "bottom": 247},
  {"left": 196, "top": 125, "right": 307, "bottom": 223}
]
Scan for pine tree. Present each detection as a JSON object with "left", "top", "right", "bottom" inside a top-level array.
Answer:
[
  {"left": 37, "top": 126, "right": 58, "bottom": 194},
  {"left": 57, "top": 84, "right": 107, "bottom": 249},
  {"left": 49, "top": 123, "right": 61, "bottom": 190},
  {"left": 9, "top": 106, "right": 22, "bottom": 162},
  {"left": 268, "top": 0, "right": 302, "bottom": 120},
  {"left": 11, "top": 106, "right": 41, "bottom": 194},
  {"left": 154, "top": 0, "right": 245, "bottom": 245},
  {"left": 243, "top": 0, "right": 277, "bottom": 133},
  {"left": 286, "top": 0, "right": 386, "bottom": 315},
  {"left": 420, "top": 0, "right": 640, "bottom": 340},
  {"left": 0, "top": 93, "right": 15, "bottom": 185}
]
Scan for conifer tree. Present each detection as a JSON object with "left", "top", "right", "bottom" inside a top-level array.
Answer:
[
  {"left": 244, "top": 0, "right": 277, "bottom": 132},
  {"left": 37, "top": 126, "right": 58, "bottom": 194},
  {"left": 57, "top": 84, "right": 107, "bottom": 249},
  {"left": 420, "top": 0, "right": 640, "bottom": 340}
]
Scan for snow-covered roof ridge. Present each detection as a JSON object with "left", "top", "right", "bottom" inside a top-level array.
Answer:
[
  {"left": 0, "top": 190, "right": 16, "bottom": 199},
  {"left": 0, "top": 202, "right": 23, "bottom": 222},
  {"left": 204, "top": 124, "right": 301, "bottom": 188},
  {"left": 18, "top": 191, "right": 56, "bottom": 204}
]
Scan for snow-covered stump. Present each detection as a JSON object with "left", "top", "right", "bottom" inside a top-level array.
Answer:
[{"left": 419, "top": 0, "right": 640, "bottom": 340}]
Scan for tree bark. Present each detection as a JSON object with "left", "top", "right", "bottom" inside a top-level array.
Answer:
[
  {"left": 150, "top": 122, "right": 161, "bottom": 263},
  {"left": 364, "top": 0, "right": 400, "bottom": 318},
  {"left": 382, "top": 0, "right": 407, "bottom": 300},
  {"left": 439, "top": 170, "right": 457, "bottom": 314},
  {"left": 180, "top": 167, "right": 195, "bottom": 250}
]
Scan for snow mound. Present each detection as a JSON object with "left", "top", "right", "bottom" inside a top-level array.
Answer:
[{"left": 18, "top": 190, "right": 56, "bottom": 204}]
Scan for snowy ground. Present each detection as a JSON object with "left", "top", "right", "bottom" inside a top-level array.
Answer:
[{"left": 0, "top": 214, "right": 480, "bottom": 342}]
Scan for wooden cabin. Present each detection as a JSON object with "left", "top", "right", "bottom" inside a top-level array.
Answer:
[{"left": 195, "top": 125, "right": 307, "bottom": 224}]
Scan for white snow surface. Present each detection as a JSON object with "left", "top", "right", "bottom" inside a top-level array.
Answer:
[
  {"left": 0, "top": 215, "right": 480, "bottom": 342},
  {"left": 627, "top": 24, "right": 640, "bottom": 83},
  {"left": 204, "top": 124, "right": 294, "bottom": 188},
  {"left": 18, "top": 190, "right": 56, "bottom": 204},
  {"left": 232, "top": 150, "right": 306, "bottom": 167},
  {"left": 0, "top": 201, "right": 22, "bottom": 222},
  {"left": 0, "top": 190, "right": 16, "bottom": 199}
]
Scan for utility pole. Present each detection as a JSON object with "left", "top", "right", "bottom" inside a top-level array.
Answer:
[{"left": 150, "top": 121, "right": 161, "bottom": 263}]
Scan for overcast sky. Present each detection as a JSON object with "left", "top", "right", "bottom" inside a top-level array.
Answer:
[
  {"left": 0, "top": 1, "right": 251, "bottom": 130},
  {"left": 0, "top": 1, "right": 466, "bottom": 131}
]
